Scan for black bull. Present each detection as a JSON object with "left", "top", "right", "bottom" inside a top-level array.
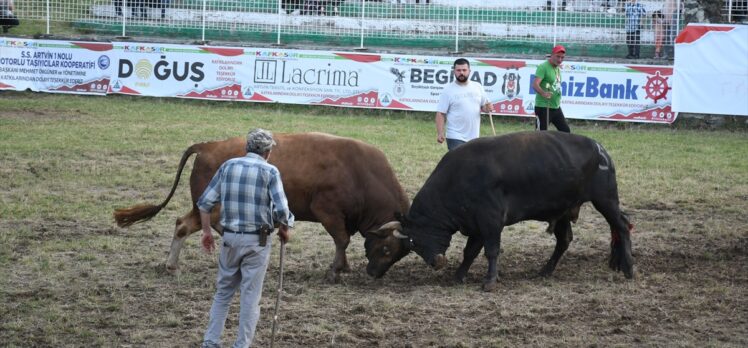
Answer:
[{"left": 364, "top": 131, "right": 633, "bottom": 291}]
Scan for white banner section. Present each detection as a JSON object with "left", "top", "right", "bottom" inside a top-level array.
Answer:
[
  {"left": 1, "top": 39, "right": 676, "bottom": 123},
  {"left": 673, "top": 24, "right": 748, "bottom": 116},
  {"left": 0, "top": 39, "right": 112, "bottom": 95}
]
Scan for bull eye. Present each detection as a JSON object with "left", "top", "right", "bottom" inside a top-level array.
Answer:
[{"left": 383, "top": 246, "right": 390, "bottom": 256}]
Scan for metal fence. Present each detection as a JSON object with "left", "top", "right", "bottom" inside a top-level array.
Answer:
[
  {"left": 9, "top": 0, "right": 694, "bottom": 54},
  {"left": 725, "top": 0, "right": 748, "bottom": 23}
]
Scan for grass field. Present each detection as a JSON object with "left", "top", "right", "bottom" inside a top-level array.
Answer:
[{"left": 1, "top": 91, "right": 747, "bottom": 347}]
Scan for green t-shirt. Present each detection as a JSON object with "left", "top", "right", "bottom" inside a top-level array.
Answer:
[{"left": 534, "top": 60, "right": 562, "bottom": 109}]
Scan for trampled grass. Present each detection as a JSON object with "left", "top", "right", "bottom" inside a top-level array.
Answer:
[{"left": 0, "top": 91, "right": 746, "bottom": 347}]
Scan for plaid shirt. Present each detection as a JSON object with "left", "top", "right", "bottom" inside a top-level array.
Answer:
[
  {"left": 625, "top": 3, "right": 647, "bottom": 32},
  {"left": 197, "top": 152, "right": 294, "bottom": 232}
]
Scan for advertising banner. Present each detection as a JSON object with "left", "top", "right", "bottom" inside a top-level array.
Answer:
[
  {"left": 1, "top": 38, "right": 676, "bottom": 123},
  {"left": 108, "top": 43, "right": 253, "bottom": 101},
  {"left": 0, "top": 39, "right": 112, "bottom": 94},
  {"left": 673, "top": 23, "right": 748, "bottom": 116}
]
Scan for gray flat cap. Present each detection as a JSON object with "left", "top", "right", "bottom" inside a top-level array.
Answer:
[{"left": 246, "top": 128, "right": 276, "bottom": 154}]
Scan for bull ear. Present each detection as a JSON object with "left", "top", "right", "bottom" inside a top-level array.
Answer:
[{"left": 365, "top": 229, "right": 388, "bottom": 239}]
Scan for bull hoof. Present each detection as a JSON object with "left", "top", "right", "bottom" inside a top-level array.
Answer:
[
  {"left": 454, "top": 272, "right": 467, "bottom": 284},
  {"left": 433, "top": 254, "right": 447, "bottom": 270},
  {"left": 164, "top": 264, "right": 179, "bottom": 275},
  {"left": 325, "top": 269, "right": 341, "bottom": 284},
  {"left": 482, "top": 279, "right": 498, "bottom": 292},
  {"left": 624, "top": 267, "right": 635, "bottom": 280},
  {"left": 538, "top": 264, "right": 554, "bottom": 277}
]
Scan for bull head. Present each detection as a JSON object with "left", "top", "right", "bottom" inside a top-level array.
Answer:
[{"left": 363, "top": 221, "right": 413, "bottom": 278}]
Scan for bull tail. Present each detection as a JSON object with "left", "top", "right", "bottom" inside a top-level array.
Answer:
[{"left": 113, "top": 144, "right": 199, "bottom": 227}]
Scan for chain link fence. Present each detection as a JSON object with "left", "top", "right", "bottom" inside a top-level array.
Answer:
[
  {"left": 724, "top": 0, "right": 748, "bottom": 23},
  {"left": 5, "top": 0, "right": 707, "bottom": 57}
]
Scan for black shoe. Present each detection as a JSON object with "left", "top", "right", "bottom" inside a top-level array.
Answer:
[{"left": 625, "top": 54, "right": 634, "bottom": 59}]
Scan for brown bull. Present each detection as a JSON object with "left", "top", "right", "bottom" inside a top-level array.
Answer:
[{"left": 114, "top": 132, "right": 409, "bottom": 282}]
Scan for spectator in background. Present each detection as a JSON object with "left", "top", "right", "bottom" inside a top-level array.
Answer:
[
  {"left": 281, "top": 0, "right": 303, "bottom": 15},
  {"left": 663, "top": 0, "right": 678, "bottom": 59},
  {"left": 546, "top": 0, "right": 567, "bottom": 11},
  {"left": 147, "top": 0, "right": 170, "bottom": 19},
  {"left": 652, "top": 10, "right": 665, "bottom": 59},
  {"left": 132, "top": 0, "right": 147, "bottom": 18},
  {"left": 114, "top": 0, "right": 122, "bottom": 16},
  {"left": 1, "top": 0, "right": 19, "bottom": 33},
  {"left": 624, "top": 0, "right": 646, "bottom": 59},
  {"left": 114, "top": 0, "right": 146, "bottom": 19}
]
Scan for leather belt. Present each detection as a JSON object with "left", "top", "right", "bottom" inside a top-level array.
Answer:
[{"left": 223, "top": 228, "right": 261, "bottom": 235}]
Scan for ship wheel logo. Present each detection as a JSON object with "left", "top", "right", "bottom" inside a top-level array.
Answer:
[{"left": 644, "top": 71, "right": 670, "bottom": 103}]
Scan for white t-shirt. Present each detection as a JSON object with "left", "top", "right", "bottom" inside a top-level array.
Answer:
[{"left": 436, "top": 80, "right": 489, "bottom": 142}]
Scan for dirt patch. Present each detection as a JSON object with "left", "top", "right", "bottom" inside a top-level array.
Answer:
[{"left": 1, "top": 207, "right": 746, "bottom": 347}]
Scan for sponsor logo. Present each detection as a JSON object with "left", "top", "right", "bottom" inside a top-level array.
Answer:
[
  {"left": 254, "top": 60, "right": 277, "bottom": 84},
  {"left": 243, "top": 86, "right": 255, "bottom": 98},
  {"left": 122, "top": 45, "right": 165, "bottom": 54},
  {"left": 650, "top": 110, "right": 675, "bottom": 121},
  {"left": 1, "top": 40, "right": 36, "bottom": 48},
  {"left": 530, "top": 75, "right": 640, "bottom": 100},
  {"left": 252, "top": 51, "right": 299, "bottom": 58},
  {"left": 410, "top": 68, "right": 497, "bottom": 87},
  {"left": 390, "top": 67, "right": 406, "bottom": 97},
  {"left": 392, "top": 57, "right": 439, "bottom": 65},
  {"left": 643, "top": 72, "right": 670, "bottom": 103},
  {"left": 97, "top": 55, "right": 110, "bottom": 70},
  {"left": 134, "top": 60, "right": 152, "bottom": 79},
  {"left": 501, "top": 67, "right": 521, "bottom": 99},
  {"left": 253, "top": 60, "right": 359, "bottom": 87},
  {"left": 390, "top": 68, "right": 405, "bottom": 83},
  {"left": 111, "top": 80, "right": 122, "bottom": 92},
  {"left": 379, "top": 92, "right": 392, "bottom": 107},
  {"left": 117, "top": 56, "right": 205, "bottom": 82}
]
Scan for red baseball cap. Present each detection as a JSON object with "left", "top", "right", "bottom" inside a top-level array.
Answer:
[{"left": 552, "top": 45, "right": 566, "bottom": 54}]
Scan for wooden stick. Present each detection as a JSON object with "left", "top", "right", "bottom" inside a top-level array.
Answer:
[{"left": 270, "top": 240, "right": 286, "bottom": 348}]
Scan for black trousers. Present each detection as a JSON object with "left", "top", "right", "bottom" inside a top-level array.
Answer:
[
  {"left": 534, "top": 106, "right": 571, "bottom": 133},
  {"left": 0, "top": 13, "right": 19, "bottom": 32},
  {"left": 626, "top": 30, "right": 641, "bottom": 58}
]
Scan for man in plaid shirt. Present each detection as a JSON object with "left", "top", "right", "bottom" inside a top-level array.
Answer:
[
  {"left": 625, "top": 0, "right": 647, "bottom": 59},
  {"left": 198, "top": 128, "right": 294, "bottom": 348}
]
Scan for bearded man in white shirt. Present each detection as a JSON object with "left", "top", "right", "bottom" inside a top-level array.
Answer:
[{"left": 435, "top": 58, "right": 494, "bottom": 151}]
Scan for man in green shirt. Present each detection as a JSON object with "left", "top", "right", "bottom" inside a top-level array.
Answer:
[{"left": 532, "top": 45, "right": 571, "bottom": 133}]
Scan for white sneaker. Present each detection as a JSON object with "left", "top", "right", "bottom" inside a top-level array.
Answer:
[{"left": 606, "top": 8, "right": 617, "bottom": 14}]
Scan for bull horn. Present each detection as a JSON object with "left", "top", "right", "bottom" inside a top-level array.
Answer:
[
  {"left": 393, "top": 230, "right": 409, "bottom": 239},
  {"left": 433, "top": 254, "right": 447, "bottom": 270},
  {"left": 377, "top": 221, "right": 402, "bottom": 231}
]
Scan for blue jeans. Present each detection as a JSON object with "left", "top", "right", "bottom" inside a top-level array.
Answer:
[{"left": 446, "top": 138, "right": 466, "bottom": 151}]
